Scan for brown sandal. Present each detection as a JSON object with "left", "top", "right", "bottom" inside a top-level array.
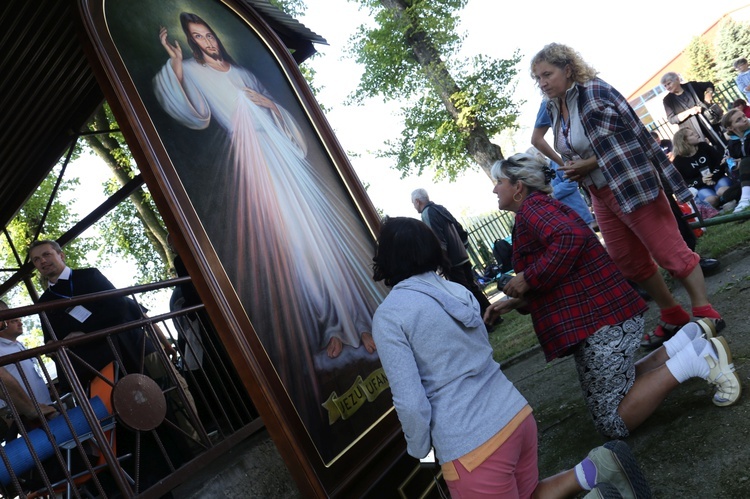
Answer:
[{"left": 640, "top": 320, "right": 684, "bottom": 349}]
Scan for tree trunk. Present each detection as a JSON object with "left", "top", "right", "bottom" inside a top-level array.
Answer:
[
  {"left": 84, "top": 107, "right": 172, "bottom": 269},
  {"left": 379, "top": 0, "right": 503, "bottom": 178}
]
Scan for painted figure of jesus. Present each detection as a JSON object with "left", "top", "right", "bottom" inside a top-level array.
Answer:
[{"left": 153, "top": 13, "right": 383, "bottom": 386}]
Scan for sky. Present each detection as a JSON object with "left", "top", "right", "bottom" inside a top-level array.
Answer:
[{"left": 297, "top": 0, "right": 750, "bottom": 218}]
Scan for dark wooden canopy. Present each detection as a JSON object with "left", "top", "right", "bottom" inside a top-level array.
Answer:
[{"left": 0, "top": 0, "right": 325, "bottom": 230}]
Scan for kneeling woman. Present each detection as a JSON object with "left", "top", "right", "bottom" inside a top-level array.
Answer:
[
  {"left": 371, "top": 217, "right": 651, "bottom": 498},
  {"left": 484, "top": 153, "right": 741, "bottom": 440}
]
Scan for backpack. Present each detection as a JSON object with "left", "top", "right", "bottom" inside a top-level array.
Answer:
[
  {"left": 428, "top": 204, "right": 469, "bottom": 247},
  {"left": 492, "top": 238, "right": 513, "bottom": 274}
]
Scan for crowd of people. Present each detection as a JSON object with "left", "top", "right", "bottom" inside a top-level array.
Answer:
[
  {"left": 372, "top": 43, "right": 744, "bottom": 498},
  {"left": 2, "top": 35, "right": 749, "bottom": 499},
  {"left": 654, "top": 57, "right": 750, "bottom": 216}
]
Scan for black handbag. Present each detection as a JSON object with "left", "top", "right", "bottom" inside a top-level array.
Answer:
[
  {"left": 686, "top": 83, "right": 724, "bottom": 125},
  {"left": 702, "top": 103, "right": 724, "bottom": 125}
]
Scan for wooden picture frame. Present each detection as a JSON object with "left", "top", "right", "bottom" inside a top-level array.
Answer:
[{"left": 75, "top": 0, "right": 410, "bottom": 495}]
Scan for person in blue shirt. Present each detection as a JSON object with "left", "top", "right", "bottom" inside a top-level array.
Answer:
[
  {"left": 530, "top": 102, "right": 596, "bottom": 230},
  {"left": 528, "top": 145, "right": 596, "bottom": 229},
  {"left": 733, "top": 58, "right": 750, "bottom": 102}
]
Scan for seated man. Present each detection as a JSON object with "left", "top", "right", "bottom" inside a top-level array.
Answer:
[{"left": 0, "top": 301, "right": 57, "bottom": 439}]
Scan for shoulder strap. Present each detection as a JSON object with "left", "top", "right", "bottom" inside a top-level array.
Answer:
[{"left": 684, "top": 83, "right": 703, "bottom": 108}]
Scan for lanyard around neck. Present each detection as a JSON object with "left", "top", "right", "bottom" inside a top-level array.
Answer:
[{"left": 48, "top": 274, "right": 73, "bottom": 299}]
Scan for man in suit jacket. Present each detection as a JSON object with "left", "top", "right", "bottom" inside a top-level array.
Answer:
[
  {"left": 28, "top": 240, "right": 156, "bottom": 391},
  {"left": 29, "top": 240, "right": 202, "bottom": 484}
]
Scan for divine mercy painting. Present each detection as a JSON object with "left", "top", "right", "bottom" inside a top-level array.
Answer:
[{"left": 104, "top": 0, "right": 392, "bottom": 462}]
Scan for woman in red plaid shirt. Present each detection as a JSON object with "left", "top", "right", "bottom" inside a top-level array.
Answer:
[{"left": 484, "top": 153, "right": 741, "bottom": 439}]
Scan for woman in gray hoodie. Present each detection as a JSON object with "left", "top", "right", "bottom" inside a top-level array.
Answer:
[{"left": 371, "top": 217, "right": 650, "bottom": 499}]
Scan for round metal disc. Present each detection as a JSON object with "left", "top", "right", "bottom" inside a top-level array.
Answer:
[{"left": 111, "top": 373, "right": 167, "bottom": 431}]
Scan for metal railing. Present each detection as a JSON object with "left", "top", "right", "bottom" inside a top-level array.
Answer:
[
  {"left": 0, "top": 277, "right": 260, "bottom": 498},
  {"left": 461, "top": 211, "right": 515, "bottom": 272}
]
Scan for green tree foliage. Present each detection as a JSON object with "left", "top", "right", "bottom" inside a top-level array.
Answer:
[
  {"left": 270, "top": 0, "right": 306, "bottom": 17},
  {"left": 97, "top": 178, "right": 170, "bottom": 283},
  {"left": 0, "top": 167, "right": 93, "bottom": 276},
  {"left": 685, "top": 36, "right": 717, "bottom": 83},
  {"left": 346, "top": 0, "right": 519, "bottom": 180},
  {"left": 715, "top": 18, "right": 750, "bottom": 85}
]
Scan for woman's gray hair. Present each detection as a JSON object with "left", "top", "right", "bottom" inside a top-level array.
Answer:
[
  {"left": 490, "top": 153, "right": 553, "bottom": 194},
  {"left": 660, "top": 72, "right": 680, "bottom": 85}
]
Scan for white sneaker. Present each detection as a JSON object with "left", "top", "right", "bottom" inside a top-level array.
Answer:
[{"left": 733, "top": 198, "right": 750, "bottom": 213}]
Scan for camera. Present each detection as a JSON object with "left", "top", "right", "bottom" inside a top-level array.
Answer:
[{"left": 495, "top": 273, "right": 514, "bottom": 288}]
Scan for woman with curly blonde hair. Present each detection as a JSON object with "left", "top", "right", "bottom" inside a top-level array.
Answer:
[
  {"left": 529, "top": 43, "right": 597, "bottom": 84},
  {"left": 530, "top": 43, "right": 724, "bottom": 351}
]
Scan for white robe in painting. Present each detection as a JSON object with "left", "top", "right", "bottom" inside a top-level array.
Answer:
[{"left": 153, "top": 59, "right": 385, "bottom": 377}]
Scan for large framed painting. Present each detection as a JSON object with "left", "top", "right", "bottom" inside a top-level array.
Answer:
[{"left": 76, "top": 0, "right": 403, "bottom": 494}]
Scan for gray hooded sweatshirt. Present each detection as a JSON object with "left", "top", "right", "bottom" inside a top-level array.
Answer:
[{"left": 372, "top": 271, "right": 528, "bottom": 463}]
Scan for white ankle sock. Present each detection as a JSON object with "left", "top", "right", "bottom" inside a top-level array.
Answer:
[
  {"left": 665, "top": 337, "right": 714, "bottom": 382},
  {"left": 664, "top": 323, "right": 701, "bottom": 358},
  {"left": 742, "top": 186, "right": 750, "bottom": 200}
]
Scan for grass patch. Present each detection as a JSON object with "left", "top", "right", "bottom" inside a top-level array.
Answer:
[
  {"left": 487, "top": 308, "right": 538, "bottom": 363},
  {"left": 696, "top": 218, "right": 750, "bottom": 258}
]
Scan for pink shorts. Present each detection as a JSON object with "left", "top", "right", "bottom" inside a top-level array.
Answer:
[
  {"left": 445, "top": 415, "right": 539, "bottom": 498},
  {"left": 589, "top": 186, "right": 699, "bottom": 282}
]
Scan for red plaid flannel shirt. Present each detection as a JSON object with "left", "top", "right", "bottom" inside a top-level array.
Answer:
[{"left": 512, "top": 192, "right": 647, "bottom": 361}]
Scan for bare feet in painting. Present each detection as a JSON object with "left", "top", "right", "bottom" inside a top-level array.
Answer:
[
  {"left": 327, "top": 337, "right": 343, "bottom": 358},
  {"left": 361, "top": 332, "right": 376, "bottom": 353}
]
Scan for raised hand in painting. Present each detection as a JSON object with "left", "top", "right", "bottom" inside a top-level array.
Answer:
[{"left": 159, "top": 26, "right": 183, "bottom": 82}]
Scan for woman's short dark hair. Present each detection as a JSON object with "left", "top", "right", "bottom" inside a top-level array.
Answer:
[{"left": 372, "top": 217, "right": 450, "bottom": 287}]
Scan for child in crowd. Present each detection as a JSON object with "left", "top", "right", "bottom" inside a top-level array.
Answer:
[
  {"left": 720, "top": 109, "right": 750, "bottom": 212},
  {"left": 732, "top": 98, "right": 750, "bottom": 119},
  {"left": 671, "top": 128, "right": 733, "bottom": 208}
]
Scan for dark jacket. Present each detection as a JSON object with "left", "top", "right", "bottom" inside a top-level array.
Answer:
[
  {"left": 421, "top": 202, "right": 469, "bottom": 267},
  {"left": 38, "top": 268, "right": 156, "bottom": 390},
  {"left": 726, "top": 128, "right": 750, "bottom": 159},
  {"left": 663, "top": 81, "right": 721, "bottom": 144}
]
